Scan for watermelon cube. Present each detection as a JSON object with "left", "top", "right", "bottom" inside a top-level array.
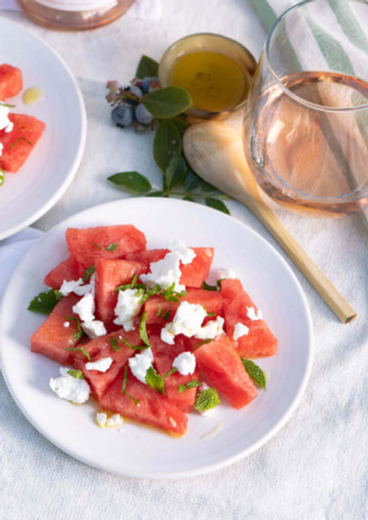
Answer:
[
  {"left": 44, "top": 255, "right": 84, "bottom": 289},
  {"left": 72, "top": 328, "right": 141, "bottom": 399},
  {"left": 221, "top": 279, "right": 278, "bottom": 358},
  {"left": 94, "top": 258, "right": 146, "bottom": 329},
  {"left": 195, "top": 336, "right": 257, "bottom": 410},
  {"left": 99, "top": 367, "right": 188, "bottom": 435},
  {"left": 0, "top": 64, "right": 22, "bottom": 99},
  {"left": 126, "top": 247, "right": 214, "bottom": 288},
  {"left": 0, "top": 114, "right": 46, "bottom": 173},
  {"left": 66, "top": 225, "right": 147, "bottom": 269},
  {"left": 31, "top": 294, "right": 81, "bottom": 365}
]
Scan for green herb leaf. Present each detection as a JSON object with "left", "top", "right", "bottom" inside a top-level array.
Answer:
[
  {"left": 162, "top": 310, "right": 172, "bottom": 322},
  {"left": 164, "top": 367, "right": 177, "bottom": 378},
  {"left": 161, "top": 282, "right": 187, "bottom": 302},
  {"left": 202, "top": 281, "right": 218, "bottom": 292},
  {"left": 194, "top": 388, "right": 220, "bottom": 411},
  {"left": 145, "top": 366, "right": 166, "bottom": 395},
  {"left": 182, "top": 195, "right": 195, "bottom": 202},
  {"left": 121, "top": 366, "right": 140, "bottom": 405},
  {"left": 207, "top": 312, "right": 216, "bottom": 317},
  {"left": 10, "top": 136, "right": 33, "bottom": 150},
  {"left": 106, "top": 242, "right": 119, "bottom": 252},
  {"left": 184, "top": 170, "right": 203, "bottom": 192},
  {"left": 146, "top": 190, "right": 169, "bottom": 198},
  {"left": 107, "top": 171, "right": 152, "bottom": 194},
  {"left": 67, "top": 369, "right": 85, "bottom": 380},
  {"left": 153, "top": 119, "right": 182, "bottom": 174},
  {"left": 241, "top": 359, "right": 267, "bottom": 390},
  {"left": 166, "top": 153, "right": 187, "bottom": 190},
  {"left": 205, "top": 197, "right": 230, "bottom": 215},
  {"left": 119, "top": 336, "right": 149, "bottom": 350},
  {"left": 139, "top": 284, "right": 162, "bottom": 304},
  {"left": 143, "top": 86, "right": 192, "bottom": 119},
  {"left": 192, "top": 338, "right": 213, "bottom": 351},
  {"left": 83, "top": 264, "right": 96, "bottom": 283},
  {"left": 139, "top": 311, "right": 150, "bottom": 347},
  {"left": 28, "top": 290, "right": 63, "bottom": 315},
  {"left": 65, "top": 346, "right": 91, "bottom": 362},
  {"left": 0, "top": 102, "right": 16, "bottom": 108},
  {"left": 0, "top": 168, "right": 4, "bottom": 187},
  {"left": 110, "top": 337, "right": 121, "bottom": 351},
  {"left": 156, "top": 305, "right": 162, "bottom": 316},
  {"left": 136, "top": 55, "right": 158, "bottom": 79},
  {"left": 64, "top": 316, "right": 85, "bottom": 340},
  {"left": 217, "top": 278, "right": 225, "bottom": 289},
  {"left": 178, "top": 380, "right": 202, "bottom": 393},
  {"left": 93, "top": 242, "right": 103, "bottom": 250}
]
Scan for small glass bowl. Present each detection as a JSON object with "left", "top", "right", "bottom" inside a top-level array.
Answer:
[{"left": 158, "top": 33, "right": 257, "bottom": 119}]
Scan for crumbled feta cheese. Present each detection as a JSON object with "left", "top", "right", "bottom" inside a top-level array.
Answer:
[
  {"left": 72, "top": 292, "right": 95, "bottom": 322},
  {"left": 63, "top": 321, "right": 70, "bottom": 328},
  {"left": 107, "top": 414, "right": 123, "bottom": 427},
  {"left": 96, "top": 412, "right": 107, "bottom": 427},
  {"left": 81, "top": 320, "right": 107, "bottom": 339},
  {"left": 161, "top": 326, "right": 175, "bottom": 345},
  {"left": 113, "top": 288, "right": 142, "bottom": 331},
  {"left": 233, "top": 322, "right": 250, "bottom": 340},
  {"left": 247, "top": 306, "right": 263, "bottom": 321},
  {"left": 194, "top": 316, "right": 225, "bottom": 340},
  {"left": 89, "top": 274, "right": 96, "bottom": 295},
  {"left": 161, "top": 301, "right": 207, "bottom": 344},
  {"left": 216, "top": 268, "right": 236, "bottom": 280},
  {"left": 140, "top": 239, "right": 196, "bottom": 292},
  {"left": 49, "top": 367, "right": 90, "bottom": 404},
  {"left": 85, "top": 357, "right": 113, "bottom": 372},
  {"left": 0, "top": 143, "right": 3, "bottom": 157},
  {"left": 0, "top": 102, "right": 14, "bottom": 133},
  {"left": 172, "top": 352, "right": 196, "bottom": 376},
  {"left": 129, "top": 348, "right": 154, "bottom": 384},
  {"left": 59, "top": 278, "right": 92, "bottom": 297}
]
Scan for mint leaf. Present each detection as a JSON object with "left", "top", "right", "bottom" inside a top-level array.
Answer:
[
  {"left": 205, "top": 197, "right": 230, "bottom": 215},
  {"left": 65, "top": 346, "right": 91, "bottom": 362},
  {"left": 145, "top": 366, "right": 166, "bottom": 395},
  {"left": 164, "top": 367, "right": 177, "bottom": 378},
  {"left": 136, "top": 55, "right": 158, "bottom": 79},
  {"left": 28, "top": 289, "right": 63, "bottom": 315},
  {"left": 11, "top": 136, "right": 33, "bottom": 150},
  {"left": 83, "top": 264, "right": 96, "bottom": 283},
  {"left": 107, "top": 171, "right": 152, "bottom": 194},
  {"left": 184, "top": 170, "right": 203, "bottom": 192},
  {"left": 194, "top": 388, "right": 220, "bottom": 411},
  {"left": 156, "top": 305, "right": 162, "bottom": 316},
  {"left": 0, "top": 102, "right": 16, "bottom": 108},
  {"left": 178, "top": 379, "right": 201, "bottom": 393},
  {"left": 64, "top": 316, "right": 85, "bottom": 340},
  {"left": 119, "top": 336, "right": 149, "bottom": 350},
  {"left": 106, "top": 242, "right": 119, "bottom": 252},
  {"left": 153, "top": 119, "right": 181, "bottom": 173},
  {"left": 241, "top": 359, "right": 267, "bottom": 390},
  {"left": 143, "top": 86, "right": 191, "bottom": 119},
  {"left": 202, "top": 281, "right": 218, "bottom": 292},
  {"left": 0, "top": 168, "right": 4, "bottom": 186},
  {"left": 166, "top": 153, "right": 187, "bottom": 190},
  {"left": 192, "top": 338, "right": 212, "bottom": 351},
  {"left": 139, "top": 311, "right": 151, "bottom": 347},
  {"left": 161, "top": 282, "right": 187, "bottom": 302},
  {"left": 162, "top": 310, "right": 172, "bottom": 322},
  {"left": 110, "top": 337, "right": 120, "bottom": 351},
  {"left": 121, "top": 366, "right": 140, "bottom": 405},
  {"left": 93, "top": 242, "right": 103, "bottom": 250},
  {"left": 139, "top": 284, "right": 162, "bottom": 304},
  {"left": 115, "top": 274, "right": 146, "bottom": 293},
  {"left": 207, "top": 312, "right": 216, "bottom": 317},
  {"left": 217, "top": 278, "right": 225, "bottom": 289},
  {"left": 67, "top": 369, "right": 85, "bottom": 380}
]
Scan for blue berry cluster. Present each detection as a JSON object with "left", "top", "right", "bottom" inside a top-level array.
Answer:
[{"left": 111, "top": 77, "right": 158, "bottom": 128}]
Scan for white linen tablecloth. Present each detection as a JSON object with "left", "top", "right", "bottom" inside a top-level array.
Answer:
[{"left": 1, "top": 1, "right": 368, "bottom": 519}]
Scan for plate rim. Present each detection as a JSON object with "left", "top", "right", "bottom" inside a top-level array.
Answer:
[
  {"left": 0, "top": 197, "right": 314, "bottom": 479},
  {"left": 0, "top": 17, "right": 87, "bottom": 240}
]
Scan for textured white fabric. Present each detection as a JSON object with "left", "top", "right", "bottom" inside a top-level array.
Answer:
[{"left": 0, "top": 2, "right": 368, "bottom": 519}]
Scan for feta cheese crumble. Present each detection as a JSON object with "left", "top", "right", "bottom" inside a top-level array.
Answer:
[
  {"left": 233, "top": 322, "right": 250, "bottom": 340},
  {"left": 107, "top": 414, "right": 123, "bottom": 427},
  {"left": 194, "top": 316, "right": 225, "bottom": 340},
  {"left": 59, "top": 278, "right": 93, "bottom": 297},
  {"left": 216, "top": 268, "right": 236, "bottom": 281},
  {"left": 172, "top": 352, "right": 196, "bottom": 376},
  {"left": 161, "top": 301, "right": 207, "bottom": 344},
  {"left": 85, "top": 357, "right": 113, "bottom": 372},
  {"left": 247, "top": 306, "right": 263, "bottom": 321},
  {"left": 72, "top": 292, "right": 95, "bottom": 323},
  {"left": 49, "top": 367, "right": 90, "bottom": 404},
  {"left": 140, "top": 239, "right": 196, "bottom": 292},
  {"left": 96, "top": 412, "right": 107, "bottom": 427},
  {"left": 128, "top": 348, "right": 154, "bottom": 384},
  {"left": 0, "top": 142, "right": 3, "bottom": 157},
  {"left": 0, "top": 102, "right": 14, "bottom": 133},
  {"left": 113, "top": 288, "right": 142, "bottom": 331},
  {"left": 81, "top": 320, "right": 107, "bottom": 339}
]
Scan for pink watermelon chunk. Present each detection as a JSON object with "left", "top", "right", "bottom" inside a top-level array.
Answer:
[
  {"left": 0, "top": 114, "right": 46, "bottom": 173},
  {"left": 145, "top": 288, "right": 223, "bottom": 327},
  {"left": 126, "top": 247, "right": 214, "bottom": 288},
  {"left": 149, "top": 328, "right": 199, "bottom": 412},
  {"left": 195, "top": 336, "right": 257, "bottom": 410},
  {"left": 72, "top": 328, "right": 142, "bottom": 399},
  {"left": 221, "top": 279, "right": 278, "bottom": 358},
  {"left": 44, "top": 255, "right": 84, "bottom": 289},
  {"left": 94, "top": 258, "right": 146, "bottom": 330},
  {"left": 31, "top": 294, "right": 81, "bottom": 365},
  {"left": 66, "top": 225, "right": 147, "bottom": 269},
  {"left": 0, "top": 64, "right": 22, "bottom": 99},
  {"left": 99, "top": 367, "right": 188, "bottom": 435}
]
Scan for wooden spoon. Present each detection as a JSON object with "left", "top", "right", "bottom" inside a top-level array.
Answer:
[{"left": 183, "top": 119, "right": 357, "bottom": 324}]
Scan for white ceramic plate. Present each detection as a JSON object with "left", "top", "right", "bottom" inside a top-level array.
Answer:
[
  {"left": 0, "top": 198, "right": 313, "bottom": 479},
  {"left": 0, "top": 18, "right": 86, "bottom": 240}
]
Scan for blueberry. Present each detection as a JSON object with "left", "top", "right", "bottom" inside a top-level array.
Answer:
[
  {"left": 141, "top": 77, "right": 158, "bottom": 94},
  {"left": 130, "top": 85, "right": 143, "bottom": 98},
  {"left": 135, "top": 104, "right": 154, "bottom": 125},
  {"left": 111, "top": 105, "right": 134, "bottom": 128}
]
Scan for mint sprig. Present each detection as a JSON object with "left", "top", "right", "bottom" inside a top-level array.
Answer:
[
  {"left": 145, "top": 366, "right": 166, "bottom": 395},
  {"left": 194, "top": 388, "right": 220, "bottom": 412},
  {"left": 139, "top": 311, "right": 150, "bottom": 347},
  {"left": 121, "top": 366, "right": 140, "bottom": 406},
  {"left": 28, "top": 289, "right": 63, "bottom": 315},
  {"left": 241, "top": 359, "right": 267, "bottom": 390},
  {"left": 161, "top": 282, "right": 187, "bottom": 302},
  {"left": 83, "top": 264, "right": 96, "bottom": 283},
  {"left": 65, "top": 346, "right": 91, "bottom": 362},
  {"left": 110, "top": 337, "right": 120, "bottom": 351},
  {"left": 67, "top": 369, "right": 85, "bottom": 380},
  {"left": 162, "top": 310, "right": 172, "bottom": 322},
  {"left": 178, "top": 379, "right": 201, "bottom": 393}
]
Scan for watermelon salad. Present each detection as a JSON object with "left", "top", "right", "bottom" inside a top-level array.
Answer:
[
  {"left": 0, "top": 64, "right": 46, "bottom": 181},
  {"left": 28, "top": 225, "right": 278, "bottom": 436}
]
